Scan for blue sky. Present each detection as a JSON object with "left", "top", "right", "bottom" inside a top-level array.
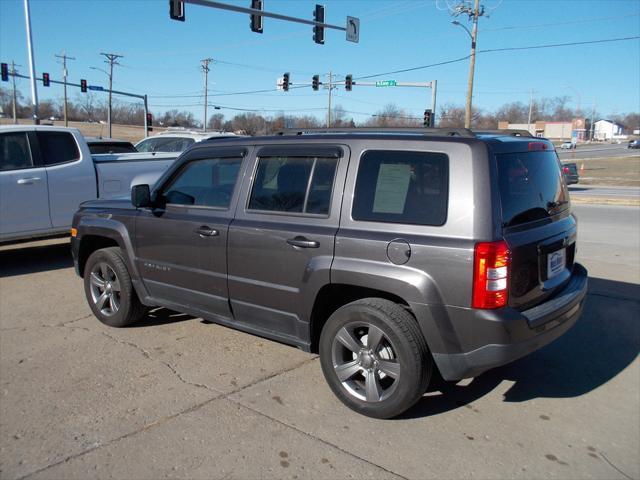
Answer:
[{"left": 1, "top": 0, "right": 639, "bottom": 124}]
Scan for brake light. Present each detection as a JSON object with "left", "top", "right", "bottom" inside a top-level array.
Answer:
[
  {"left": 472, "top": 240, "right": 510, "bottom": 309},
  {"left": 563, "top": 166, "right": 570, "bottom": 174},
  {"left": 528, "top": 142, "right": 548, "bottom": 151}
]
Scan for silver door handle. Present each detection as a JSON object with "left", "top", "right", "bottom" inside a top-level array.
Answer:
[
  {"left": 287, "top": 237, "right": 320, "bottom": 248},
  {"left": 17, "top": 177, "right": 41, "bottom": 185},
  {"left": 195, "top": 226, "right": 219, "bottom": 237}
]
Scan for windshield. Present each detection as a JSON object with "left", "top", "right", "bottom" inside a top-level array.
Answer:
[
  {"left": 136, "top": 137, "right": 195, "bottom": 153},
  {"left": 497, "top": 150, "right": 570, "bottom": 227}
]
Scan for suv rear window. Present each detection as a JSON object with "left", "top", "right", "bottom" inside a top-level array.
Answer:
[
  {"left": 352, "top": 150, "right": 448, "bottom": 226},
  {"left": 497, "top": 151, "right": 569, "bottom": 227}
]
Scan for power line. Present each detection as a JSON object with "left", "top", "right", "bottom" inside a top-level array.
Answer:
[
  {"left": 355, "top": 34, "right": 640, "bottom": 81},
  {"left": 481, "top": 12, "right": 640, "bottom": 32},
  {"left": 480, "top": 35, "right": 640, "bottom": 53}
]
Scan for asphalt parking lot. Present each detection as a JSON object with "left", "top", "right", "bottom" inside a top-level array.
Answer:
[{"left": 1, "top": 204, "right": 638, "bottom": 480}]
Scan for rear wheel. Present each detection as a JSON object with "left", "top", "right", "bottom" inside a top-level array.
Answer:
[
  {"left": 319, "top": 298, "right": 432, "bottom": 419},
  {"left": 84, "top": 247, "right": 146, "bottom": 327}
]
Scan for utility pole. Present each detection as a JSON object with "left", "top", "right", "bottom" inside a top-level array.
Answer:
[
  {"left": 55, "top": 52, "right": 75, "bottom": 127},
  {"left": 451, "top": 0, "right": 485, "bottom": 129},
  {"left": 201, "top": 58, "right": 213, "bottom": 132},
  {"left": 10, "top": 61, "right": 22, "bottom": 124},
  {"left": 590, "top": 99, "right": 596, "bottom": 141},
  {"left": 100, "top": 52, "right": 123, "bottom": 138},
  {"left": 327, "top": 71, "right": 333, "bottom": 128},
  {"left": 23, "top": 0, "right": 39, "bottom": 124},
  {"left": 527, "top": 89, "right": 535, "bottom": 135}
]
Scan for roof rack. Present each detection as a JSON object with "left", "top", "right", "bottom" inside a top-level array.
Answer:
[
  {"left": 473, "top": 129, "right": 533, "bottom": 137},
  {"left": 276, "top": 127, "right": 476, "bottom": 138}
]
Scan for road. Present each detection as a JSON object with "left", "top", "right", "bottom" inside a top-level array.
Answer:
[
  {"left": 570, "top": 185, "right": 640, "bottom": 201},
  {"left": 557, "top": 144, "right": 638, "bottom": 160},
  {"left": 0, "top": 205, "right": 638, "bottom": 480}
]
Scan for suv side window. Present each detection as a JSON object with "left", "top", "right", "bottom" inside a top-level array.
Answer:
[
  {"left": 0, "top": 132, "right": 33, "bottom": 171},
  {"left": 352, "top": 150, "right": 448, "bottom": 226},
  {"left": 248, "top": 156, "right": 338, "bottom": 215},
  {"left": 163, "top": 157, "right": 242, "bottom": 208},
  {"left": 36, "top": 131, "right": 80, "bottom": 166}
]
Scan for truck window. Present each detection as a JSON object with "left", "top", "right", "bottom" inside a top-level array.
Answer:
[
  {"left": 352, "top": 150, "right": 448, "bottom": 226},
  {"left": 0, "top": 132, "right": 33, "bottom": 171},
  {"left": 163, "top": 157, "right": 242, "bottom": 208},
  {"left": 248, "top": 156, "right": 338, "bottom": 215},
  {"left": 37, "top": 131, "right": 80, "bottom": 166}
]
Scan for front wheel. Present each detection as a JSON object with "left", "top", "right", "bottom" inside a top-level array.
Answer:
[
  {"left": 319, "top": 298, "right": 432, "bottom": 419},
  {"left": 83, "top": 247, "right": 146, "bottom": 328}
]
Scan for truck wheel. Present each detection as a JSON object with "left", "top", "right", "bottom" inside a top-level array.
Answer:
[
  {"left": 319, "top": 298, "right": 432, "bottom": 419},
  {"left": 84, "top": 247, "right": 146, "bottom": 328}
]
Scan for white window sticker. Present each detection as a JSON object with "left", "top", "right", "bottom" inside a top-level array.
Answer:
[{"left": 372, "top": 163, "right": 411, "bottom": 214}]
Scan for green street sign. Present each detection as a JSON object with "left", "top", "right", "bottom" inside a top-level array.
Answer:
[{"left": 375, "top": 80, "right": 396, "bottom": 87}]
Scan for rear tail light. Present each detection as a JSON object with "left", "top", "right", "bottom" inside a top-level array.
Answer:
[
  {"left": 563, "top": 166, "right": 570, "bottom": 174},
  {"left": 472, "top": 240, "right": 510, "bottom": 309}
]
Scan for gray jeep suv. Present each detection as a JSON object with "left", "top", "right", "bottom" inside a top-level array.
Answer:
[{"left": 71, "top": 128, "right": 588, "bottom": 418}]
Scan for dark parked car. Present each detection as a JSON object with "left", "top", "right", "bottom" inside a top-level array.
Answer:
[
  {"left": 562, "top": 162, "right": 579, "bottom": 185},
  {"left": 85, "top": 137, "right": 137, "bottom": 154},
  {"left": 628, "top": 139, "right": 640, "bottom": 149},
  {"left": 71, "top": 128, "right": 588, "bottom": 418}
]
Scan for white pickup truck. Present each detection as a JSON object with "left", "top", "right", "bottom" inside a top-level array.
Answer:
[{"left": 0, "top": 125, "right": 178, "bottom": 243}]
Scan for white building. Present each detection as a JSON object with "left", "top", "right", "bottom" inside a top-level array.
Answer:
[{"left": 594, "top": 120, "right": 623, "bottom": 141}]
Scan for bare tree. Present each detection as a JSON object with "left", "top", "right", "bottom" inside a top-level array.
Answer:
[
  {"left": 364, "top": 103, "right": 420, "bottom": 127},
  {"left": 207, "top": 113, "right": 225, "bottom": 130},
  {"left": 232, "top": 113, "right": 266, "bottom": 135}
]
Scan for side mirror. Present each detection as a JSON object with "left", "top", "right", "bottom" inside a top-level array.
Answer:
[{"left": 131, "top": 184, "right": 151, "bottom": 208}]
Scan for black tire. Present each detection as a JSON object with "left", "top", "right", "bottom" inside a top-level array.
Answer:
[
  {"left": 319, "top": 298, "right": 432, "bottom": 419},
  {"left": 83, "top": 247, "right": 146, "bottom": 328}
]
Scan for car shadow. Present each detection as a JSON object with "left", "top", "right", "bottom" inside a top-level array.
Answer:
[
  {"left": 0, "top": 239, "right": 73, "bottom": 277},
  {"left": 402, "top": 276, "right": 640, "bottom": 419},
  {"left": 127, "top": 307, "right": 195, "bottom": 328}
]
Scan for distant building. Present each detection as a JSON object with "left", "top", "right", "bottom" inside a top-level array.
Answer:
[
  {"left": 593, "top": 120, "right": 623, "bottom": 141},
  {"left": 498, "top": 118, "right": 587, "bottom": 140}
]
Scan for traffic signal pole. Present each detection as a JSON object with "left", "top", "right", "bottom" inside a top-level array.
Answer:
[
  {"left": 346, "top": 80, "right": 438, "bottom": 126},
  {"left": 23, "top": 0, "right": 39, "bottom": 124},
  {"left": 11, "top": 72, "right": 149, "bottom": 131}
]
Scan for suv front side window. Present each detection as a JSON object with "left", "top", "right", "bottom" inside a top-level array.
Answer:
[
  {"left": 352, "top": 150, "right": 449, "bottom": 226},
  {"left": 248, "top": 156, "right": 338, "bottom": 215},
  {"left": 162, "top": 157, "right": 242, "bottom": 208}
]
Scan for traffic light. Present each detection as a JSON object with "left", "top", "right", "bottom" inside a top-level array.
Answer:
[
  {"left": 423, "top": 109, "right": 432, "bottom": 127},
  {"left": 313, "top": 4, "right": 325, "bottom": 44},
  {"left": 80, "top": 79, "right": 87, "bottom": 93},
  {"left": 282, "top": 72, "right": 290, "bottom": 92},
  {"left": 1, "top": 63, "right": 8, "bottom": 82},
  {"left": 146, "top": 112, "right": 153, "bottom": 132},
  {"left": 169, "top": 0, "right": 185, "bottom": 21},
  {"left": 345, "top": 74, "right": 353, "bottom": 91},
  {"left": 42, "top": 72, "right": 50, "bottom": 87},
  {"left": 250, "top": 0, "right": 263, "bottom": 33},
  {"left": 312, "top": 75, "right": 320, "bottom": 91}
]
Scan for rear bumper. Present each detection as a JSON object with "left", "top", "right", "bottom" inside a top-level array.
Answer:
[{"left": 431, "top": 263, "right": 588, "bottom": 380}]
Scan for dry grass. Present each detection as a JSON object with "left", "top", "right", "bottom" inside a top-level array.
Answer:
[
  {"left": 574, "top": 156, "right": 640, "bottom": 186},
  {"left": 0, "top": 118, "right": 172, "bottom": 144}
]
